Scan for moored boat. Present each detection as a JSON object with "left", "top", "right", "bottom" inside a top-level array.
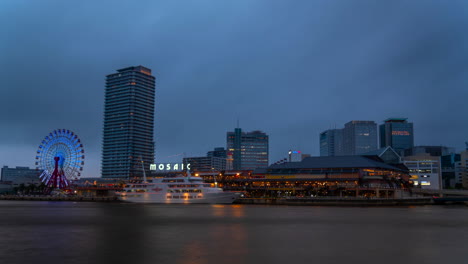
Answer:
[{"left": 117, "top": 173, "right": 240, "bottom": 204}]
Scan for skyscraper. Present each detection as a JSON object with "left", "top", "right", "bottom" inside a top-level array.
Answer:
[
  {"left": 319, "top": 129, "right": 343, "bottom": 156},
  {"left": 227, "top": 128, "right": 269, "bottom": 170},
  {"left": 379, "top": 118, "right": 414, "bottom": 154},
  {"left": 101, "top": 66, "right": 155, "bottom": 178},
  {"left": 342, "top": 121, "right": 378, "bottom": 155}
]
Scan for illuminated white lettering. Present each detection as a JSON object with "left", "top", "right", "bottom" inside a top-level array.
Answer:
[
  {"left": 158, "top": 164, "right": 165, "bottom": 170},
  {"left": 166, "top": 164, "right": 171, "bottom": 170},
  {"left": 173, "top": 164, "right": 178, "bottom": 170},
  {"left": 187, "top": 164, "right": 191, "bottom": 170},
  {"left": 150, "top": 164, "right": 156, "bottom": 170}
]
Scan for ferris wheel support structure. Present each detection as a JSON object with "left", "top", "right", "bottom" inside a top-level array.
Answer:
[{"left": 36, "top": 129, "right": 85, "bottom": 192}]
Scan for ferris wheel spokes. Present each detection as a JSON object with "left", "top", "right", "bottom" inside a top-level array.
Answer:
[{"left": 35, "top": 129, "right": 85, "bottom": 192}]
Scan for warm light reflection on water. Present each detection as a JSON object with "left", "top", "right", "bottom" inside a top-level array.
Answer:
[{"left": 0, "top": 201, "right": 467, "bottom": 264}]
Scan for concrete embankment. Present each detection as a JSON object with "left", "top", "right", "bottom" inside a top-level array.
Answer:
[
  {"left": 235, "top": 197, "right": 433, "bottom": 206},
  {"left": 0, "top": 195, "right": 119, "bottom": 202}
]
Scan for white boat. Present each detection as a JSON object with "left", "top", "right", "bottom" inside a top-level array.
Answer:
[{"left": 117, "top": 174, "right": 241, "bottom": 204}]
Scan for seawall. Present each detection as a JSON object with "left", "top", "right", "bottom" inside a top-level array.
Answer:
[
  {"left": 235, "top": 197, "right": 434, "bottom": 206},
  {"left": 0, "top": 195, "right": 119, "bottom": 202}
]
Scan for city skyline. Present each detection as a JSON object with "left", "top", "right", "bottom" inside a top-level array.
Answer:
[{"left": 1, "top": 1, "right": 468, "bottom": 178}]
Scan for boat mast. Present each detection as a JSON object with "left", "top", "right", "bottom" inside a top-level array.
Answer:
[{"left": 140, "top": 156, "right": 147, "bottom": 183}]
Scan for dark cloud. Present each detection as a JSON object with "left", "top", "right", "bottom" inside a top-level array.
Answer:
[{"left": 1, "top": 0, "right": 467, "bottom": 177}]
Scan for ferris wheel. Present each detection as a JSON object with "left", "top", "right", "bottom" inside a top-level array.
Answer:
[{"left": 35, "top": 129, "right": 85, "bottom": 189}]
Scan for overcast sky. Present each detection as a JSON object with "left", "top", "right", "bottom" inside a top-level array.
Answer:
[{"left": 1, "top": 0, "right": 467, "bottom": 178}]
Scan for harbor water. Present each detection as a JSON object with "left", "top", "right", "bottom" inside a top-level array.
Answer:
[{"left": 0, "top": 201, "right": 467, "bottom": 264}]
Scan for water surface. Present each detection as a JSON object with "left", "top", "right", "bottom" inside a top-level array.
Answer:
[{"left": 0, "top": 201, "right": 467, "bottom": 264}]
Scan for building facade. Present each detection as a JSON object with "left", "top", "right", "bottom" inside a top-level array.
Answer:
[
  {"left": 342, "top": 121, "right": 378, "bottom": 155},
  {"left": 227, "top": 128, "right": 269, "bottom": 170},
  {"left": 207, "top": 147, "right": 227, "bottom": 158},
  {"left": 243, "top": 155, "right": 410, "bottom": 198},
  {"left": 101, "top": 66, "right": 156, "bottom": 179},
  {"left": 319, "top": 129, "right": 343, "bottom": 156},
  {"left": 441, "top": 153, "right": 462, "bottom": 188},
  {"left": 461, "top": 151, "right": 468, "bottom": 189},
  {"left": 379, "top": 118, "right": 414, "bottom": 155},
  {"left": 183, "top": 156, "right": 226, "bottom": 172},
  {"left": 403, "top": 154, "right": 442, "bottom": 190},
  {"left": 404, "top": 146, "right": 455, "bottom": 157},
  {"left": 1, "top": 166, "right": 42, "bottom": 185}
]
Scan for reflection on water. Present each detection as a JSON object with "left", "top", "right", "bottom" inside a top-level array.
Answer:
[{"left": 0, "top": 201, "right": 467, "bottom": 264}]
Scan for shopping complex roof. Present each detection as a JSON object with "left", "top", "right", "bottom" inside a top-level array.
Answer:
[{"left": 266, "top": 155, "right": 406, "bottom": 172}]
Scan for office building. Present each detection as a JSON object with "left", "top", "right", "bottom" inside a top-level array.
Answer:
[
  {"left": 441, "top": 153, "right": 462, "bottom": 188},
  {"left": 404, "top": 146, "right": 455, "bottom": 157},
  {"left": 227, "top": 128, "right": 269, "bottom": 170},
  {"left": 1, "top": 166, "right": 42, "bottom": 185},
  {"left": 101, "top": 66, "right": 156, "bottom": 178},
  {"left": 319, "top": 129, "right": 343, "bottom": 156},
  {"left": 342, "top": 121, "right": 378, "bottom": 155},
  {"left": 379, "top": 118, "right": 414, "bottom": 154},
  {"left": 403, "top": 154, "right": 442, "bottom": 190},
  {"left": 183, "top": 156, "right": 226, "bottom": 172},
  {"left": 207, "top": 147, "right": 227, "bottom": 158}
]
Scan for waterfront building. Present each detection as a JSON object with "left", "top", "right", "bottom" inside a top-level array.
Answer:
[
  {"left": 0, "top": 166, "right": 42, "bottom": 185},
  {"left": 239, "top": 155, "right": 410, "bottom": 198},
  {"left": 319, "top": 129, "right": 343, "bottom": 156},
  {"left": 403, "top": 154, "right": 442, "bottom": 190},
  {"left": 342, "top": 121, "right": 378, "bottom": 155},
  {"left": 101, "top": 66, "right": 156, "bottom": 179},
  {"left": 183, "top": 156, "right": 226, "bottom": 172},
  {"left": 379, "top": 118, "right": 414, "bottom": 155},
  {"left": 227, "top": 128, "right": 269, "bottom": 170}
]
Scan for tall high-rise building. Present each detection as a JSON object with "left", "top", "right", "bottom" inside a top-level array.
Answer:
[
  {"left": 227, "top": 128, "right": 269, "bottom": 170},
  {"left": 319, "top": 129, "right": 343, "bottom": 156},
  {"left": 342, "top": 121, "right": 378, "bottom": 155},
  {"left": 101, "top": 66, "right": 155, "bottom": 178},
  {"left": 380, "top": 118, "right": 414, "bottom": 154}
]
